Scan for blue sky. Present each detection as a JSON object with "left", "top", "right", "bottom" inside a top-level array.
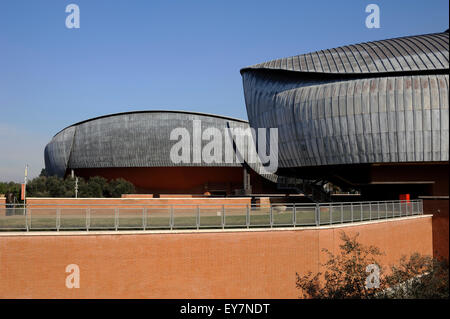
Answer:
[{"left": 0, "top": 0, "right": 448, "bottom": 181}]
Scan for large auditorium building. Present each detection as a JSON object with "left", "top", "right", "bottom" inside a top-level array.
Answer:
[
  {"left": 45, "top": 30, "right": 449, "bottom": 201},
  {"left": 241, "top": 30, "right": 449, "bottom": 200}
]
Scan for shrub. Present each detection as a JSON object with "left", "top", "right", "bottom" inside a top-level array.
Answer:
[{"left": 296, "top": 231, "right": 449, "bottom": 299}]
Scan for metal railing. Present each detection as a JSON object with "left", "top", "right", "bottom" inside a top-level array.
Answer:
[{"left": 0, "top": 200, "right": 423, "bottom": 232}]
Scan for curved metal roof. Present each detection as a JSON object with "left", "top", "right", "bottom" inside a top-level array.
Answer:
[
  {"left": 45, "top": 110, "right": 269, "bottom": 178},
  {"left": 242, "top": 72, "right": 449, "bottom": 167},
  {"left": 53, "top": 110, "right": 249, "bottom": 137},
  {"left": 241, "top": 30, "right": 449, "bottom": 169},
  {"left": 241, "top": 31, "right": 449, "bottom": 75}
]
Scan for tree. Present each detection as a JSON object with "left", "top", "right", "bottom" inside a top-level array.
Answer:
[
  {"left": 39, "top": 168, "right": 48, "bottom": 177},
  {"left": 296, "top": 231, "right": 449, "bottom": 299},
  {"left": 378, "top": 253, "right": 449, "bottom": 299},
  {"left": 45, "top": 176, "right": 67, "bottom": 197},
  {"left": 296, "top": 232, "right": 384, "bottom": 299},
  {"left": 27, "top": 176, "right": 50, "bottom": 197},
  {"left": 0, "top": 182, "right": 7, "bottom": 195},
  {"left": 105, "top": 178, "right": 136, "bottom": 198},
  {"left": 4, "top": 175, "right": 136, "bottom": 198},
  {"left": 85, "top": 176, "right": 108, "bottom": 197}
]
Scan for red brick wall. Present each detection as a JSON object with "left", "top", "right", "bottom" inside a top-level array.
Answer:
[
  {"left": 423, "top": 198, "right": 449, "bottom": 260},
  {"left": 159, "top": 195, "right": 202, "bottom": 198},
  {"left": 0, "top": 216, "right": 433, "bottom": 299},
  {"left": 75, "top": 166, "right": 246, "bottom": 195},
  {"left": 26, "top": 197, "right": 251, "bottom": 210},
  {"left": 121, "top": 194, "right": 154, "bottom": 198}
]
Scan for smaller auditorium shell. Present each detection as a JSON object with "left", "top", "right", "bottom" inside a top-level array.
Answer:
[
  {"left": 44, "top": 110, "right": 277, "bottom": 194},
  {"left": 241, "top": 31, "right": 449, "bottom": 168},
  {"left": 45, "top": 111, "right": 248, "bottom": 177}
]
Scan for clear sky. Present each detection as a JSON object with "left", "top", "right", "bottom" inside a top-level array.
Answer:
[{"left": 0, "top": 0, "right": 448, "bottom": 182}]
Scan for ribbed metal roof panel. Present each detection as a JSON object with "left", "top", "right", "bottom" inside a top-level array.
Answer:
[
  {"left": 241, "top": 31, "right": 449, "bottom": 74},
  {"left": 45, "top": 111, "right": 250, "bottom": 177},
  {"left": 241, "top": 71, "right": 449, "bottom": 167}
]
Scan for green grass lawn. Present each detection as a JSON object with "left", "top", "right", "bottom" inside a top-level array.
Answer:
[{"left": 0, "top": 205, "right": 416, "bottom": 231}]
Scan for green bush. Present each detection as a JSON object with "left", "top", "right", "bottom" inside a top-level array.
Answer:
[
  {"left": 1, "top": 174, "right": 136, "bottom": 199},
  {"left": 296, "top": 231, "right": 449, "bottom": 299}
]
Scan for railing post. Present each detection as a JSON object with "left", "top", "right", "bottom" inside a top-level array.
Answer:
[
  {"left": 25, "top": 206, "right": 29, "bottom": 232},
  {"left": 385, "top": 202, "right": 388, "bottom": 219},
  {"left": 86, "top": 208, "right": 90, "bottom": 232},
  {"left": 29, "top": 208, "right": 32, "bottom": 231},
  {"left": 293, "top": 203, "right": 296, "bottom": 227},
  {"left": 270, "top": 205, "right": 273, "bottom": 228},
  {"left": 329, "top": 204, "right": 332, "bottom": 225},
  {"left": 222, "top": 205, "right": 225, "bottom": 229},
  {"left": 360, "top": 203, "right": 363, "bottom": 221},
  {"left": 170, "top": 206, "right": 173, "bottom": 230},
  {"left": 341, "top": 204, "right": 344, "bottom": 224},
  {"left": 197, "top": 206, "right": 200, "bottom": 230},
  {"left": 315, "top": 203, "right": 320, "bottom": 227},
  {"left": 377, "top": 203, "right": 380, "bottom": 219},
  {"left": 57, "top": 208, "right": 60, "bottom": 231},
  {"left": 115, "top": 208, "right": 118, "bottom": 231},
  {"left": 392, "top": 202, "right": 395, "bottom": 218},
  {"left": 350, "top": 203, "right": 354, "bottom": 222},
  {"left": 143, "top": 208, "right": 146, "bottom": 231},
  {"left": 369, "top": 203, "right": 372, "bottom": 221},
  {"left": 246, "top": 204, "right": 250, "bottom": 229}
]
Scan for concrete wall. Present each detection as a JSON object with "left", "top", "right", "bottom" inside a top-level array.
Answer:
[{"left": 0, "top": 216, "right": 432, "bottom": 299}]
